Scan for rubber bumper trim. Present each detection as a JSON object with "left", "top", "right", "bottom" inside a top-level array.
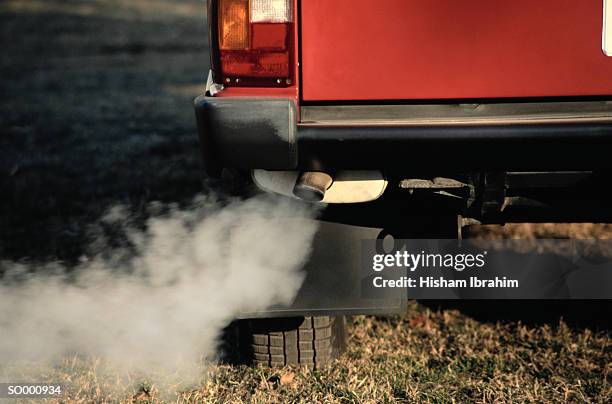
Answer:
[{"left": 194, "top": 95, "right": 298, "bottom": 176}]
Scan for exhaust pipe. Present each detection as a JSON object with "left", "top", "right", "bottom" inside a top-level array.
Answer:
[{"left": 293, "top": 171, "right": 333, "bottom": 202}]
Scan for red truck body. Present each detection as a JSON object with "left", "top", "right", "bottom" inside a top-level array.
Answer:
[
  {"left": 301, "top": 0, "right": 612, "bottom": 101},
  {"left": 217, "top": 0, "right": 612, "bottom": 103}
]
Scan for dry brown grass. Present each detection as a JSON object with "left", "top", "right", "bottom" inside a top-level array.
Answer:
[
  {"left": 18, "top": 302, "right": 610, "bottom": 403},
  {"left": 469, "top": 223, "right": 612, "bottom": 240}
]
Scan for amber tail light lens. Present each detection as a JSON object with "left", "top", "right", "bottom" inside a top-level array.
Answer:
[{"left": 215, "top": 0, "right": 294, "bottom": 86}]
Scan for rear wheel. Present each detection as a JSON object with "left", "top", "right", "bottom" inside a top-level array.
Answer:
[{"left": 245, "top": 316, "right": 347, "bottom": 369}]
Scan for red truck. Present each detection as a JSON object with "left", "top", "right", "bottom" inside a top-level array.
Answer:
[{"left": 195, "top": 0, "right": 612, "bottom": 368}]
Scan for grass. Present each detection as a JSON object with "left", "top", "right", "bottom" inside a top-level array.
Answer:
[{"left": 17, "top": 302, "right": 610, "bottom": 403}]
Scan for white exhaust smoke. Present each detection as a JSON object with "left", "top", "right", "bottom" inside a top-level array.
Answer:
[{"left": 0, "top": 193, "right": 320, "bottom": 391}]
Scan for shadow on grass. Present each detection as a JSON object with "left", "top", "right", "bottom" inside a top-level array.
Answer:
[{"left": 420, "top": 300, "right": 612, "bottom": 331}]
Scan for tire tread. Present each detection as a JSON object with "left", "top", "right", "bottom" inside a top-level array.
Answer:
[{"left": 248, "top": 316, "right": 346, "bottom": 369}]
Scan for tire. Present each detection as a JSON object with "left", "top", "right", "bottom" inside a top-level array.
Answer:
[{"left": 245, "top": 316, "right": 347, "bottom": 369}]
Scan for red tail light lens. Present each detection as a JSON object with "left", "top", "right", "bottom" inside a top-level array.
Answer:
[{"left": 216, "top": 0, "right": 294, "bottom": 86}]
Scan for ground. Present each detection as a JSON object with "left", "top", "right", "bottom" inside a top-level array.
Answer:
[{"left": 0, "top": 1, "right": 610, "bottom": 402}]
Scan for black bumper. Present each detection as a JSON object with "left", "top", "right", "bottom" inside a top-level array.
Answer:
[
  {"left": 194, "top": 96, "right": 298, "bottom": 177},
  {"left": 298, "top": 123, "right": 612, "bottom": 172},
  {"left": 194, "top": 96, "right": 612, "bottom": 174}
]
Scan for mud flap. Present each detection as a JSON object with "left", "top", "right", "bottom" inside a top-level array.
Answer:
[{"left": 237, "top": 220, "right": 406, "bottom": 319}]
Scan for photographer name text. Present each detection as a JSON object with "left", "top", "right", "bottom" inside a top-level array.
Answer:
[{"left": 371, "top": 251, "right": 519, "bottom": 289}]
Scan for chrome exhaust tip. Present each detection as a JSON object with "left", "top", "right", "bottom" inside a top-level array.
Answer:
[{"left": 292, "top": 171, "right": 333, "bottom": 202}]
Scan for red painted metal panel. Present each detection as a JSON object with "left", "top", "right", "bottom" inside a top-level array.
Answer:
[{"left": 300, "top": 0, "right": 612, "bottom": 101}]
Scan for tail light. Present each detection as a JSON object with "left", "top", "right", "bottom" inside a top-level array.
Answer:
[{"left": 212, "top": 0, "right": 294, "bottom": 87}]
